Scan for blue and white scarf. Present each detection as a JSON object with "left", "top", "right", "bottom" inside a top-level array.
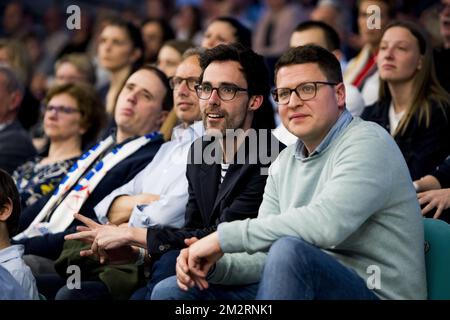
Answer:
[{"left": 14, "top": 132, "right": 160, "bottom": 240}]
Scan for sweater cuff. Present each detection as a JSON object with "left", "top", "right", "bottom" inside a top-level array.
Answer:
[
  {"left": 206, "top": 263, "right": 217, "bottom": 280},
  {"left": 217, "top": 220, "right": 246, "bottom": 253}
]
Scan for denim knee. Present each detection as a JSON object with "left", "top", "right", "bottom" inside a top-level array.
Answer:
[
  {"left": 269, "top": 236, "right": 302, "bottom": 253},
  {"left": 265, "top": 236, "right": 319, "bottom": 272},
  {"left": 267, "top": 236, "right": 312, "bottom": 259},
  {"left": 151, "top": 276, "right": 185, "bottom": 300},
  {"left": 55, "top": 285, "right": 73, "bottom": 300}
]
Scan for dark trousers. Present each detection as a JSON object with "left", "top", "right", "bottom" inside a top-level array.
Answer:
[
  {"left": 130, "top": 249, "right": 180, "bottom": 300},
  {"left": 55, "top": 280, "right": 111, "bottom": 300}
]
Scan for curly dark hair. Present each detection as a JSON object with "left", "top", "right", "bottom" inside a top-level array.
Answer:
[
  {"left": 199, "top": 43, "right": 270, "bottom": 97},
  {"left": 199, "top": 43, "right": 275, "bottom": 129}
]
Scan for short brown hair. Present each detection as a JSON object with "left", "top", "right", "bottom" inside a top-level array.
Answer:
[
  {"left": 275, "top": 45, "right": 343, "bottom": 85},
  {"left": 44, "top": 82, "right": 106, "bottom": 148}
]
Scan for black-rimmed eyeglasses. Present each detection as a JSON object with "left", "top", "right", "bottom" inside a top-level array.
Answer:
[
  {"left": 271, "top": 81, "right": 338, "bottom": 105},
  {"left": 169, "top": 77, "right": 199, "bottom": 91},
  {"left": 195, "top": 84, "right": 248, "bottom": 101}
]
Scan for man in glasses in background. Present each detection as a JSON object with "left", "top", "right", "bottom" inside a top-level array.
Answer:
[
  {"left": 67, "top": 43, "right": 283, "bottom": 300},
  {"left": 152, "top": 45, "right": 426, "bottom": 300},
  {"left": 94, "top": 48, "right": 205, "bottom": 230}
]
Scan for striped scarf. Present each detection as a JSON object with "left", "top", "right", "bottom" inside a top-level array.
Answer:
[
  {"left": 14, "top": 132, "right": 160, "bottom": 240},
  {"left": 344, "top": 45, "right": 378, "bottom": 89}
]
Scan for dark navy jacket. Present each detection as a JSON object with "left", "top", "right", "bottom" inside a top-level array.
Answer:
[
  {"left": 0, "top": 121, "right": 36, "bottom": 174},
  {"left": 361, "top": 99, "right": 450, "bottom": 181},
  {"left": 433, "top": 156, "right": 450, "bottom": 189},
  {"left": 146, "top": 131, "right": 285, "bottom": 257}
]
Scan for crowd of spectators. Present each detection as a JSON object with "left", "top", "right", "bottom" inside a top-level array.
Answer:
[{"left": 0, "top": 0, "right": 449, "bottom": 301}]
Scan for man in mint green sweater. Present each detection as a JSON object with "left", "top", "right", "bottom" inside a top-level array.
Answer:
[{"left": 152, "top": 45, "right": 427, "bottom": 300}]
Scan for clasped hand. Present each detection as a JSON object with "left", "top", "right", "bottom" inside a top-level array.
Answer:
[{"left": 175, "top": 232, "right": 224, "bottom": 291}]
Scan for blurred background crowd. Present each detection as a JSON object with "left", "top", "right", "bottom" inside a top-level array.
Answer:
[{"left": 0, "top": 0, "right": 447, "bottom": 123}]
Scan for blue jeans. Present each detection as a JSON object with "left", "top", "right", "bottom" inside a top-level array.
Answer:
[
  {"left": 130, "top": 249, "right": 180, "bottom": 300},
  {"left": 55, "top": 281, "right": 111, "bottom": 300},
  {"left": 151, "top": 276, "right": 259, "bottom": 300},
  {"left": 256, "top": 236, "right": 380, "bottom": 300}
]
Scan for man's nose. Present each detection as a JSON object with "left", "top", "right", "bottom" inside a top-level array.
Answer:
[
  {"left": 208, "top": 88, "right": 221, "bottom": 105},
  {"left": 177, "top": 80, "right": 190, "bottom": 96},
  {"left": 287, "top": 90, "right": 304, "bottom": 108}
]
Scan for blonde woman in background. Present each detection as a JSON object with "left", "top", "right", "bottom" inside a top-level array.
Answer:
[{"left": 361, "top": 20, "right": 450, "bottom": 181}]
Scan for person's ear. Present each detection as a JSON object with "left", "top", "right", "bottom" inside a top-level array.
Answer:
[
  {"left": 77, "top": 114, "right": 88, "bottom": 136},
  {"left": 0, "top": 198, "right": 13, "bottom": 222},
  {"left": 417, "top": 56, "right": 423, "bottom": 71},
  {"left": 157, "top": 110, "right": 169, "bottom": 128},
  {"left": 78, "top": 125, "right": 88, "bottom": 136},
  {"left": 247, "top": 95, "right": 263, "bottom": 111},
  {"left": 335, "top": 82, "right": 346, "bottom": 109},
  {"left": 9, "top": 91, "right": 23, "bottom": 112}
]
